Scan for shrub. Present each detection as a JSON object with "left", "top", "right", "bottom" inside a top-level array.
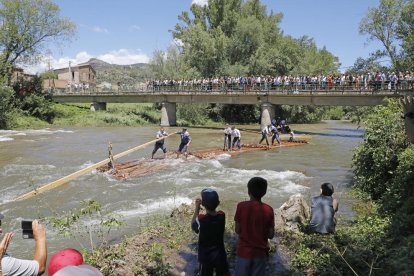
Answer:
[
  {"left": 0, "top": 86, "right": 16, "bottom": 128},
  {"left": 352, "top": 99, "right": 409, "bottom": 200}
]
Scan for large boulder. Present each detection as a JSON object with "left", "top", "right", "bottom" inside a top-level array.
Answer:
[{"left": 275, "top": 193, "right": 310, "bottom": 233}]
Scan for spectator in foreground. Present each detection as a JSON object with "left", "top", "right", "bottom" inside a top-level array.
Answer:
[
  {"left": 309, "top": 183, "right": 339, "bottom": 234},
  {"left": 234, "top": 177, "right": 275, "bottom": 276},
  {"left": 48, "top": 248, "right": 102, "bottom": 276},
  {"left": 0, "top": 216, "right": 47, "bottom": 276},
  {"left": 191, "top": 188, "right": 229, "bottom": 276},
  {"left": 400, "top": 95, "right": 414, "bottom": 143}
]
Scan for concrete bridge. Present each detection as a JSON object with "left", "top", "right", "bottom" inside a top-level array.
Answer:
[{"left": 51, "top": 88, "right": 412, "bottom": 128}]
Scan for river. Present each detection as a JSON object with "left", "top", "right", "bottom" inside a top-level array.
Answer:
[{"left": 0, "top": 121, "right": 363, "bottom": 260}]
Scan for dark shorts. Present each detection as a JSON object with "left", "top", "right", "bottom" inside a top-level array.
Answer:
[
  {"left": 153, "top": 142, "right": 166, "bottom": 154},
  {"left": 198, "top": 247, "right": 229, "bottom": 276},
  {"left": 178, "top": 142, "right": 188, "bottom": 153},
  {"left": 234, "top": 256, "right": 267, "bottom": 276}
]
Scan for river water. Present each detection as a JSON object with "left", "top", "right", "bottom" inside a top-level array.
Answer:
[{"left": 0, "top": 121, "right": 363, "bottom": 260}]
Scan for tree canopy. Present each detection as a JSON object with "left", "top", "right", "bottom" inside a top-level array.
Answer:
[
  {"left": 170, "top": 0, "right": 339, "bottom": 77},
  {"left": 359, "top": 0, "right": 414, "bottom": 70},
  {"left": 0, "top": 0, "right": 76, "bottom": 81}
]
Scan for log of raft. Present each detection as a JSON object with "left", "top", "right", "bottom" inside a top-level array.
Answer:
[{"left": 98, "top": 139, "right": 308, "bottom": 180}]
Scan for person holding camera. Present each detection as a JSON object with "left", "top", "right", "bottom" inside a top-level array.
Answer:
[{"left": 0, "top": 215, "right": 47, "bottom": 276}]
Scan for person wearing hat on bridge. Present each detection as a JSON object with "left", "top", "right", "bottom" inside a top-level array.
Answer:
[
  {"left": 0, "top": 215, "right": 47, "bottom": 276},
  {"left": 177, "top": 127, "right": 192, "bottom": 159}
]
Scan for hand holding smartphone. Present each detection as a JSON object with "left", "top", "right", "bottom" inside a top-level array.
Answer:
[{"left": 21, "top": 220, "right": 34, "bottom": 239}]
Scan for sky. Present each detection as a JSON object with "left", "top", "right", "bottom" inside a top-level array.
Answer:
[{"left": 26, "top": 0, "right": 385, "bottom": 74}]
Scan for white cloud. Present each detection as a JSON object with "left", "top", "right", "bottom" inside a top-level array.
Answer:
[
  {"left": 98, "top": 49, "right": 150, "bottom": 65},
  {"left": 192, "top": 0, "right": 208, "bottom": 6},
  {"left": 130, "top": 25, "right": 141, "bottom": 31},
  {"left": 92, "top": 26, "right": 109, "bottom": 33},
  {"left": 23, "top": 49, "right": 150, "bottom": 74},
  {"left": 80, "top": 24, "right": 109, "bottom": 34}
]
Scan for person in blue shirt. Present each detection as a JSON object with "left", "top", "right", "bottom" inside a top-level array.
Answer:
[{"left": 177, "top": 128, "right": 192, "bottom": 159}]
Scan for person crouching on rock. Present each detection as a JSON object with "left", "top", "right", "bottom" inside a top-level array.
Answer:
[
  {"left": 191, "top": 189, "right": 229, "bottom": 276},
  {"left": 309, "top": 183, "right": 339, "bottom": 234},
  {"left": 177, "top": 127, "right": 192, "bottom": 159}
]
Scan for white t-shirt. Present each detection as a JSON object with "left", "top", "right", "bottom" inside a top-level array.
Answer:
[
  {"left": 156, "top": 130, "right": 168, "bottom": 139},
  {"left": 232, "top": 129, "right": 241, "bottom": 138},
  {"left": 1, "top": 254, "right": 39, "bottom": 276},
  {"left": 224, "top": 127, "right": 232, "bottom": 135},
  {"left": 262, "top": 127, "right": 270, "bottom": 134}
]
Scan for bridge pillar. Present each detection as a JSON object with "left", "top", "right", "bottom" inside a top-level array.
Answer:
[
  {"left": 260, "top": 103, "right": 275, "bottom": 129},
  {"left": 90, "top": 102, "right": 107, "bottom": 111},
  {"left": 160, "top": 102, "right": 176, "bottom": 126}
]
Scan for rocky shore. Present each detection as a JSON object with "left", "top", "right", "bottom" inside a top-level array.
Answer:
[{"left": 86, "top": 194, "right": 311, "bottom": 275}]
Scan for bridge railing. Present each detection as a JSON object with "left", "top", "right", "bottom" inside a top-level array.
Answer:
[{"left": 48, "top": 81, "right": 414, "bottom": 95}]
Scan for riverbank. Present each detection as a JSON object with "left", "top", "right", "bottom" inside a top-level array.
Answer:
[
  {"left": 12, "top": 103, "right": 161, "bottom": 129},
  {"left": 8, "top": 99, "right": 365, "bottom": 130},
  {"left": 82, "top": 193, "right": 406, "bottom": 276},
  {"left": 84, "top": 203, "right": 290, "bottom": 276}
]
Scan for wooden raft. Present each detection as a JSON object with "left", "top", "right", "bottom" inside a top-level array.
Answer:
[{"left": 98, "top": 140, "right": 308, "bottom": 180}]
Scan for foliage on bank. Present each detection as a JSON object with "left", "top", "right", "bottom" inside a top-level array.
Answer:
[{"left": 285, "top": 99, "right": 414, "bottom": 275}]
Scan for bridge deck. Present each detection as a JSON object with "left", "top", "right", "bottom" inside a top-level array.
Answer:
[{"left": 50, "top": 88, "right": 412, "bottom": 106}]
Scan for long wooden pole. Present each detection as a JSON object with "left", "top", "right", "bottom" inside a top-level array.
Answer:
[{"left": 14, "top": 132, "right": 177, "bottom": 201}]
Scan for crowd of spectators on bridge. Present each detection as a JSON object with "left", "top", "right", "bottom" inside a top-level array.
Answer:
[{"left": 146, "top": 71, "right": 414, "bottom": 92}]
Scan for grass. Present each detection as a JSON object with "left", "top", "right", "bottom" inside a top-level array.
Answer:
[{"left": 11, "top": 103, "right": 162, "bottom": 128}]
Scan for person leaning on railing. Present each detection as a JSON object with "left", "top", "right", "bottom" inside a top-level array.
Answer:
[{"left": 142, "top": 72, "right": 414, "bottom": 93}]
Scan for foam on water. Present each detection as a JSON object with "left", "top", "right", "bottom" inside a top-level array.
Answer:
[
  {"left": 149, "top": 158, "right": 309, "bottom": 197},
  {"left": 0, "top": 136, "right": 13, "bottom": 142},
  {"left": 116, "top": 196, "right": 192, "bottom": 217},
  {"left": 0, "top": 129, "right": 74, "bottom": 143},
  {"left": 0, "top": 164, "right": 56, "bottom": 176}
]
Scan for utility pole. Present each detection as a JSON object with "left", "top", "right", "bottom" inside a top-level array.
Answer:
[
  {"left": 69, "top": 61, "right": 72, "bottom": 93},
  {"left": 48, "top": 58, "right": 51, "bottom": 88}
]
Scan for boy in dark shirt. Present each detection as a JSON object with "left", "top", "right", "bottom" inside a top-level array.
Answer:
[
  {"left": 191, "top": 188, "right": 229, "bottom": 276},
  {"left": 234, "top": 177, "right": 275, "bottom": 276}
]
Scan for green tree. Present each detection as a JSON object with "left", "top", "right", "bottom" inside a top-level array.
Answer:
[
  {"left": 292, "top": 36, "right": 339, "bottom": 75},
  {"left": 12, "top": 76, "right": 56, "bottom": 122},
  {"left": 149, "top": 45, "right": 193, "bottom": 80},
  {"left": 397, "top": 1, "right": 414, "bottom": 70},
  {"left": 359, "top": 0, "right": 404, "bottom": 67},
  {"left": 0, "top": 86, "right": 15, "bottom": 128},
  {"left": 173, "top": 0, "right": 337, "bottom": 77},
  {"left": 352, "top": 99, "right": 410, "bottom": 201},
  {"left": 0, "top": 0, "right": 76, "bottom": 81}
]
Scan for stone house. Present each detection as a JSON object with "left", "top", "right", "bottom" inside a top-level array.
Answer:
[{"left": 43, "top": 63, "right": 96, "bottom": 91}]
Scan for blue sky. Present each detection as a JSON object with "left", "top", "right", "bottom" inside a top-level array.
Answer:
[{"left": 29, "top": 0, "right": 385, "bottom": 73}]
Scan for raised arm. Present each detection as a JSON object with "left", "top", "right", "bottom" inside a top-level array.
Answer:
[
  {"left": 0, "top": 232, "right": 14, "bottom": 276},
  {"left": 32, "top": 220, "right": 47, "bottom": 274}
]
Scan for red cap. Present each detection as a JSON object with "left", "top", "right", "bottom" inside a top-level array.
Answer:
[{"left": 48, "top": 248, "right": 84, "bottom": 276}]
